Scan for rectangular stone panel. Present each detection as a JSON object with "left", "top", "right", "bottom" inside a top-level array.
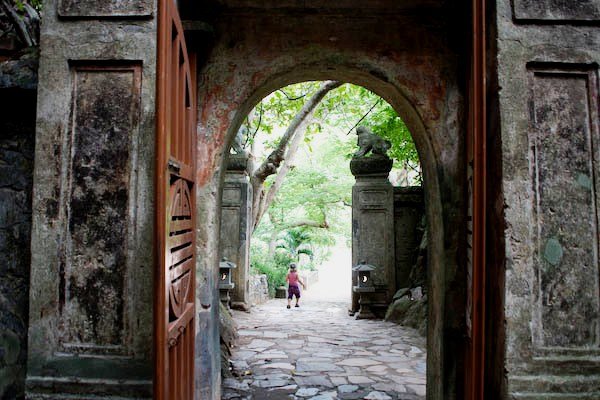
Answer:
[
  {"left": 530, "top": 66, "right": 600, "bottom": 349},
  {"left": 514, "top": 0, "right": 600, "bottom": 21},
  {"left": 221, "top": 207, "right": 241, "bottom": 262},
  {"left": 223, "top": 186, "right": 242, "bottom": 206},
  {"left": 359, "top": 190, "right": 387, "bottom": 209},
  {"left": 61, "top": 64, "right": 141, "bottom": 354},
  {"left": 359, "top": 211, "right": 387, "bottom": 286},
  {"left": 58, "top": 0, "right": 153, "bottom": 18}
]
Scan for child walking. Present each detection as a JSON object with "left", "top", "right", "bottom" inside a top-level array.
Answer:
[{"left": 286, "top": 263, "right": 306, "bottom": 309}]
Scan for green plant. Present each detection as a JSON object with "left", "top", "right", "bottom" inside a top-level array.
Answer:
[
  {"left": 250, "top": 251, "right": 293, "bottom": 296},
  {"left": 276, "top": 228, "right": 314, "bottom": 261}
]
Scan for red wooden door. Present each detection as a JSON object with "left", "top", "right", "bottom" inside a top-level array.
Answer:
[{"left": 156, "top": 0, "right": 197, "bottom": 398}]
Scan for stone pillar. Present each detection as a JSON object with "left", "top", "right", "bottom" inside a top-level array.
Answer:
[
  {"left": 219, "top": 154, "right": 252, "bottom": 310},
  {"left": 25, "top": 0, "right": 157, "bottom": 397},
  {"left": 350, "top": 156, "right": 395, "bottom": 316},
  {"left": 393, "top": 186, "right": 424, "bottom": 290}
]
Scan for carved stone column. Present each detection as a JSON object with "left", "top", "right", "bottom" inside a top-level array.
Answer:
[
  {"left": 350, "top": 156, "right": 395, "bottom": 316},
  {"left": 219, "top": 154, "right": 252, "bottom": 310}
]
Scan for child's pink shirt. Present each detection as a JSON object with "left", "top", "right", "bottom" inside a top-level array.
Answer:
[{"left": 287, "top": 272, "right": 300, "bottom": 286}]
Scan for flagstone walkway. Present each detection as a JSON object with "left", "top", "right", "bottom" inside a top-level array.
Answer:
[{"left": 223, "top": 298, "right": 426, "bottom": 400}]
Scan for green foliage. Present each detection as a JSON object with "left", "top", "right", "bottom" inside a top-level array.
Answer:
[
  {"left": 276, "top": 228, "right": 314, "bottom": 262},
  {"left": 250, "top": 250, "right": 293, "bottom": 296},
  {"left": 249, "top": 81, "right": 421, "bottom": 284},
  {"left": 245, "top": 82, "right": 323, "bottom": 148},
  {"left": 13, "top": 0, "right": 42, "bottom": 11},
  {"left": 246, "top": 82, "right": 420, "bottom": 170},
  {"left": 317, "top": 84, "right": 420, "bottom": 167}
]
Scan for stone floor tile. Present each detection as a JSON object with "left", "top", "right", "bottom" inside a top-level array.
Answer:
[
  {"left": 337, "top": 358, "right": 381, "bottom": 367},
  {"left": 330, "top": 377, "right": 348, "bottom": 386},
  {"left": 406, "top": 384, "right": 426, "bottom": 396},
  {"left": 338, "top": 384, "right": 359, "bottom": 393},
  {"left": 347, "top": 375, "right": 375, "bottom": 385},
  {"left": 297, "top": 361, "right": 344, "bottom": 372},
  {"left": 294, "top": 375, "right": 334, "bottom": 388},
  {"left": 364, "top": 391, "right": 392, "bottom": 400},
  {"left": 260, "top": 362, "right": 295, "bottom": 370},
  {"left": 296, "top": 387, "right": 320, "bottom": 397}
]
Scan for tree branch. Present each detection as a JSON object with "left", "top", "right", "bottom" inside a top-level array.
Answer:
[
  {"left": 0, "top": 0, "right": 38, "bottom": 47},
  {"left": 278, "top": 89, "right": 307, "bottom": 101},
  {"left": 344, "top": 98, "right": 381, "bottom": 135},
  {"left": 285, "top": 219, "right": 329, "bottom": 229},
  {"left": 251, "top": 80, "right": 342, "bottom": 232}
]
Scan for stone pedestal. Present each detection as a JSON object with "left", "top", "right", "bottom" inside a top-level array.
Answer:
[
  {"left": 220, "top": 154, "right": 252, "bottom": 310},
  {"left": 350, "top": 156, "right": 395, "bottom": 314},
  {"left": 353, "top": 287, "right": 376, "bottom": 319},
  {"left": 219, "top": 283, "right": 234, "bottom": 308}
]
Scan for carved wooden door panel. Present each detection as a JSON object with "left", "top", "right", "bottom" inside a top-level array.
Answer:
[{"left": 156, "top": 0, "right": 197, "bottom": 398}]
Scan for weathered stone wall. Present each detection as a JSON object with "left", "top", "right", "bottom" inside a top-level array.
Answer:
[
  {"left": 26, "top": 0, "right": 157, "bottom": 397},
  {"left": 496, "top": 0, "right": 600, "bottom": 397},
  {"left": 393, "top": 186, "right": 424, "bottom": 291},
  {"left": 190, "top": 3, "right": 468, "bottom": 399},
  {"left": 0, "top": 85, "right": 36, "bottom": 400}
]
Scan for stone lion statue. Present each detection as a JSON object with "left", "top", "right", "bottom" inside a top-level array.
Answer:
[
  {"left": 353, "top": 126, "right": 391, "bottom": 158},
  {"left": 231, "top": 125, "right": 248, "bottom": 155}
]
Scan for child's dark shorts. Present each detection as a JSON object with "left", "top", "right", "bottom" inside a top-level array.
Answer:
[{"left": 288, "top": 285, "right": 301, "bottom": 299}]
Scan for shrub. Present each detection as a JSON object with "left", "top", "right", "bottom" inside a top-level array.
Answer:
[{"left": 250, "top": 251, "right": 293, "bottom": 297}]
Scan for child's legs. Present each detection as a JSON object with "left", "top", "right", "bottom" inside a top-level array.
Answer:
[{"left": 288, "top": 285, "right": 300, "bottom": 305}]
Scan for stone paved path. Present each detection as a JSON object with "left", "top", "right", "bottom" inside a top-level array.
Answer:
[{"left": 223, "top": 298, "right": 426, "bottom": 400}]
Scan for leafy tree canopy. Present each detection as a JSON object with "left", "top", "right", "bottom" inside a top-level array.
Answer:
[{"left": 248, "top": 82, "right": 421, "bottom": 282}]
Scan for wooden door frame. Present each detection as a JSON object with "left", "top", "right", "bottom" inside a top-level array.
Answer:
[
  {"left": 153, "top": 0, "right": 489, "bottom": 397},
  {"left": 466, "top": 0, "right": 487, "bottom": 398}
]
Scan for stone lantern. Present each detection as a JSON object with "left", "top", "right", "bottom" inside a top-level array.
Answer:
[
  {"left": 353, "top": 260, "right": 375, "bottom": 289},
  {"left": 352, "top": 261, "right": 377, "bottom": 319},
  {"left": 219, "top": 257, "right": 236, "bottom": 307}
]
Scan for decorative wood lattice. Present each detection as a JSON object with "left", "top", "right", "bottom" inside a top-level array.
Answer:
[
  {"left": 168, "top": 178, "right": 193, "bottom": 321},
  {"left": 156, "top": 0, "right": 197, "bottom": 398}
]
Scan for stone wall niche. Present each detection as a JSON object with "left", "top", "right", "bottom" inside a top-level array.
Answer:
[
  {"left": 219, "top": 154, "right": 252, "bottom": 310},
  {"left": 501, "top": 60, "right": 600, "bottom": 398},
  {"left": 61, "top": 64, "right": 140, "bottom": 353},
  {"left": 27, "top": 61, "right": 153, "bottom": 398},
  {"left": 513, "top": 0, "right": 600, "bottom": 21},
  {"left": 529, "top": 65, "right": 600, "bottom": 352}
]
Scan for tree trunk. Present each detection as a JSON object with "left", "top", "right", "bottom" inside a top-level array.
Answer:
[{"left": 250, "top": 80, "right": 342, "bottom": 233}]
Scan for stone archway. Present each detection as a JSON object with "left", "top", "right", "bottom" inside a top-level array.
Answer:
[
  {"left": 194, "top": 32, "right": 465, "bottom": 398},
  {"left": 220, "top": 70, "right": 446, "bottom": 397}
]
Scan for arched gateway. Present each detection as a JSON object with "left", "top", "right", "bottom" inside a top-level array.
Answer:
[{"left": 22, "top": 0, "right": 600, "bottom": 400}]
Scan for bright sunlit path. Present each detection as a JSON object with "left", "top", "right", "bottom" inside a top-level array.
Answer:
[{"left": 304, "top": 239, "right": 351, "bottom": 303}]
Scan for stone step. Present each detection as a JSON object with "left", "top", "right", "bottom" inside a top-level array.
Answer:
[
  {"left": 509, "top": 374, "right": 600, "bottom": 395},
  {"left": 512, "top": 357, "right": 600, "bottom": 375},
  {"left": 512, "top": 393, "right": 600, "bottom": 400}
]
